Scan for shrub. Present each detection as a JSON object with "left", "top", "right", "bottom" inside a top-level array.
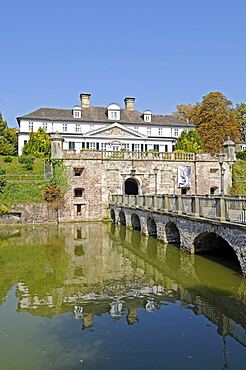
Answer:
[
  {"left": 236, "top": 151, "right": 246, "bottom": 161},
  {"left": 3, "top": 156, "right": 12, "bottom": 163},
  {"left": 0, "top": 169, "right": 6, "bottom": 190},
  {"left": 18, "top": 156, "right": 34, "bottom": 171}
]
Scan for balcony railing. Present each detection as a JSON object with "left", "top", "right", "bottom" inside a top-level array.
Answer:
[{"left": 109, "top": 194, "right": 246, "bottom": 225}]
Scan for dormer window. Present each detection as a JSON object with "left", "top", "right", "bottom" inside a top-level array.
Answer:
[
  {"left": 143, "top": 110, "right": 152, "bottom": 122},
  {"left": 108, "top": 103, "right": 120, "bottom": 120},
  {"left": 72, "top": 106, "right": 82, "bottom": 119}
]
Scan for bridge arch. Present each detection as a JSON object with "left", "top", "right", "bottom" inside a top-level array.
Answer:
[
  {"left": 119, "top": 210, "right": 126, "bottom": 226},
  {"left": 194, "top": 232, "right": 233, "bottom": 255},
  {"left": 193, "top": 232, "right": 242, "bottom": 270},
  {"left": 165, "top": 222, "right": 180, "bottom": 245},
  {"left": 147, "top": 217, "right": 157, "bottom": 237},
  {"left": 110, "top": 209, "right": 116, "bottom": 222},
  {"left": 131, "top": 214, "right": 141, "bottom": 231},
  {"left": 125, "top": 177, "right": 139, "bottom": 195}
]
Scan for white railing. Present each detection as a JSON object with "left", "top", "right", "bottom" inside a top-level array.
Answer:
[{"left": 102, "top": 151, "right": 195, "bottom": 161}]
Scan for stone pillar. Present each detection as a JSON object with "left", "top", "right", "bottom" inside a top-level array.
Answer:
[
  {"left": 223, "top": 138, "right": 236, "bottom": 163},
  {"left": 50, "top": 132, "right": 64, "bottom": 159}
]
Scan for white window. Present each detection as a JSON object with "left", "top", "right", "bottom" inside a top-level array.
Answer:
[
  {"left": 29, "top": 122, "right": 33, "bottom": 131},
  {"left": 145, "top": 115, "right": 151, "bottom": 122},
  {"left": 43, "top": 122, "right": 47, "bottom": 131},
  {"left": 134, "top": 144, "right": 141, "bottom": 151},
  {"left": 101, "top": 143, "right": 107, "bottom": 151},
  {"left": 74, "top": 110, "right": 81, "bottom": 118},
  {"left": 174, "top": 128, "right": 179, "bottom": 136},
  {"left": 134, "top": 126, "right": 139, "bottom": 131},
  {"left": 123, "top": 144, "right": 130, "bottom": 151},
  {"left": 90, "top": 124, "right": 94, "bottom": 131},
  {"left": 158, "top": 127, "right": 163, "bottom": 136},
  {"left": 111, "top": 111, "right": 118, "bottom": 120},
  {"left": 89, "top": 142, "right": 96, "bottom": 150},
  {"left": 63, "top": 123, "right": 67, "bottom": 132},
  {"left": 75, "top": 124, "right": 80, "bottom": 132},
  {"left": 147, "top": 127, "right": 151, "bottom": 135}
]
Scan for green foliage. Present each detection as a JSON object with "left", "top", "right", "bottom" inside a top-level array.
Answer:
[
  {"left": 50, "top": 159, "right": 69, "bottom": 195},
  {"left": 0, "top": 112, "right": 18, "bottom": 156},
  {"left": 0, "top": 204, "right": 9, "bottom": 215},
  {"left": 231, "top": 160, "right": 246, "bottom": 195},
  {"left": 3, "top": 156, "right": 12, "bottom": 163},
  {"left": 234, "top": 103, "right": 246, "bottom": 142},
  {"left": 174, "top": 129, "right": 203, "bottom": 153},
  {"left": 18, "top": 155, "right": 34, "bottom": 171},
  {"left": 0, "top": 169, "right": 6, "bottom": 191},
  {"left": 0, "top": 156, "right": 43, "bottom": 175},
  {"left": 236, "top": 151, "right": 246, "bottom": 161},
  {"left": 23, "top": 127, "right": 51, "bottom": 160},
  {"left": 0, "top": 182, "right": 48, "bottom": 204}
]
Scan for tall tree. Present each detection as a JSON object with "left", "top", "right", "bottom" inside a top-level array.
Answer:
[
  {"left": 172, "top": 104, "right": 200, "bottom": 124},
  {"left": 196, "top": 92, "right": 239, "bottom": 154},
  {"left": 23, "top": 127, "right": 51, "bottom": 160},
  {"left": 174, "top": 129, "right": 203, "bottom": 153},
  {"left": 234, "top": 103, "right": 246, "bottom": 142},
  {"left": 0, "top": 112, "right": 18, "bottom": 155}
]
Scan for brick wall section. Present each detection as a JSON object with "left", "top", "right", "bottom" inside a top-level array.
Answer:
[
  {"left": 62, "top": 150, "right": 232, "bottom": 221},
  {"left": 0, "top": 203, "right": 63, "bottom": 224}
]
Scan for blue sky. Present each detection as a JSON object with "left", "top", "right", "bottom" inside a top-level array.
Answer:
[{"left": 1, "top": 0, "right": 246, "bottom": 128}]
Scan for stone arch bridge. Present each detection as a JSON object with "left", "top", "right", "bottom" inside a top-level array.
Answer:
[{"left": 109, "top": 194, "right": 246, "bottom": 275}]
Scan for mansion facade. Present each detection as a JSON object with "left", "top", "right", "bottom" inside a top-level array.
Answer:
[{"left": 17, "top": 93, "right": 195, "bottom": 156}]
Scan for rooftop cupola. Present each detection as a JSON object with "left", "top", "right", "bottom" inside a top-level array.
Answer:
[
  {"left": 107, "top": 103, "right": 121, "bottom": 120},
  {"left": 124, "top": 97, "right": 135, "bottom": 111},
  {"left": 143, "top": 109, "right": 152, "bottom": 122},
  {"left": 80, "top": 93, "right": 91, "bottom": 108},
  {"left": 72, "top": 105, "right": 82, "bottom": 118}
]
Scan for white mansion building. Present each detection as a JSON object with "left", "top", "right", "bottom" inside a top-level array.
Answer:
[{"left": 17, "top": 94, "right": 195, "bottom": 156}]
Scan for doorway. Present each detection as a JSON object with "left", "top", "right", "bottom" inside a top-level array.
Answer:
[{"left": 125, "top": 178, "right": 138, "bottom": 195}]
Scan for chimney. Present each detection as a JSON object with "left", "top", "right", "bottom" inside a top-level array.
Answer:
[
  {"left": 124, "top": 97, "right": 135, "bottom": 111},
  {"left": 80, "top": 93, "right": 91, "bottom": 108}
]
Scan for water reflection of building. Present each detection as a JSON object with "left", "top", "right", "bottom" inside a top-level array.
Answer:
[{"left": 2, "top": 223, "right": 246, "bottom": 347}]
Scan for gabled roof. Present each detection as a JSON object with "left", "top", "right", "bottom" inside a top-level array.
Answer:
[
  {"left": 85, "top": 122, "right": 147, "bottom": 138},
  {"left": 17, "top": 106, "right": 195, "bottom": 127}
]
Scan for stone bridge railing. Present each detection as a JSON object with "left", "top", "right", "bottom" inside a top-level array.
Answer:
[{"left": 109, "top": 194, "right": 246, "bottom": 225}]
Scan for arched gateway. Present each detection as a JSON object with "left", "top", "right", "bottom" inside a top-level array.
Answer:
[{"left": 125, "top": 178, "right": 138, "bottom": 195}]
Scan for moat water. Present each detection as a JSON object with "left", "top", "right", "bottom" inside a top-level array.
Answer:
[{"left": 0, "top": 222, "right": 246, "bottom": 370}]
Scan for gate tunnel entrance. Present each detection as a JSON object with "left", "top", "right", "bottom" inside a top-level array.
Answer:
[{"left": 125, "top": 178, "right": 138, "bottom": 195}]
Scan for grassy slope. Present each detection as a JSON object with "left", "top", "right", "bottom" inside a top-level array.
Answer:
[{"left": 0, "top": 156, "right": 48, "bottom": 204}]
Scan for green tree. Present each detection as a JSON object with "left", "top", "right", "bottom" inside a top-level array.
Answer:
[
  {"left": 195, "top": 92, "right": 239, "bottom": 154},
  {"left": 0, "top": 112, "right": 17, "bottom": 155},
  {"left": 23, "top": 127, "right": 51, "bottom": 160},
  {"left": 234, "top": 103, "right": 246, "bottom": 142},
  {"left": 174, "top": 129, "right": 203, "bottom": 153}
]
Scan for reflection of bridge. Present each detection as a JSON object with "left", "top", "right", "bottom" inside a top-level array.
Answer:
[
  {"left": 109, "top": 225, "right": 246, "bottom": 348},
  {"left": 109, "top": 194, "right": 246, "bottom": 274}
]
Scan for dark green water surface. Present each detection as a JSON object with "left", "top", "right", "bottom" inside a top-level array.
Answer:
[{"left": 0, "top": 222, "right": 246, "bottom": 369}]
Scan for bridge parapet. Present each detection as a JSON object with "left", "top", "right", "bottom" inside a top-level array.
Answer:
[{"left": 110, "top": 194, "right": 246, "bottom": 225}]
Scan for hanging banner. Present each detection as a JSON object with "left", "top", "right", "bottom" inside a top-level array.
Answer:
[{"left": 178, "top": 166, "right": 191, "bottom": 188}]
